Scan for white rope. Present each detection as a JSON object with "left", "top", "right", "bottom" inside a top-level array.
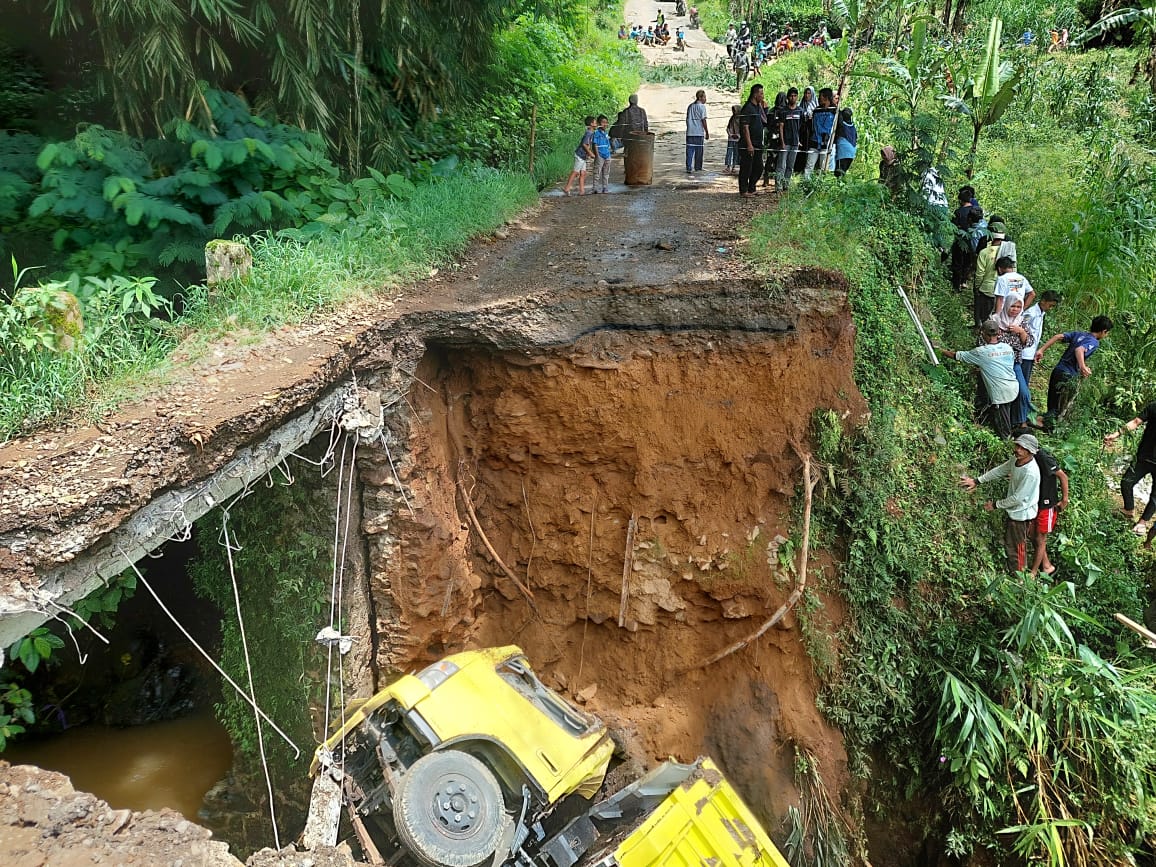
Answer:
[
  {"left": 322, "top": 433, "right": 350, "bottom": 740},
  {"left": 336, "top": 437, "right": 358, "bottom": 781},
  {"left": 122, "top": 555, "right": 301, "bottom": 757},
  {"left": 221, "top": 514, "right": 281, "bottom": 849}
]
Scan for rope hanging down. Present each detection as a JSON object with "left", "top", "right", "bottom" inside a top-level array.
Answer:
[
  {"left": 221, "top": 512, "right": 281, "bottom": 849},
  {"left": 123, "top": 555, "right": 301, "bottom": 757}
]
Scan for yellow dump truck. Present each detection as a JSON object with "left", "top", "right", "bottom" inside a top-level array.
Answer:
[{"left": 304, "top": 646, "right": 788, "bottom": 867}]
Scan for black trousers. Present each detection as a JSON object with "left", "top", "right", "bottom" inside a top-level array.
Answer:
[
  {"left": 738, "top": 147, "right": 764, "bottom": 194},
  {"left": 1123, "top": 458, "right": 1156, "bottom": 519},
  {"left": 973, "top": 289, "right": 995, "bottom": 327},
  {"left": 1045, "top": 369, "right": 1077, "bottom": 423}
]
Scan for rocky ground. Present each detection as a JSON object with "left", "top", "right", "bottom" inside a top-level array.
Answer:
[{"left": 0, "top": 762, "right": 360, "bottom": 866}]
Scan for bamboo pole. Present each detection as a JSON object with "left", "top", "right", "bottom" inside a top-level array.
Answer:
[
  {"left": 528, "top": 104, "right": 537, "bottom": 175},
  {"left": 619, "top": 514, "right": 638, "bottom": 627},
  {"left": 897, "top": 283, "right": 940, "bottom": 366}
]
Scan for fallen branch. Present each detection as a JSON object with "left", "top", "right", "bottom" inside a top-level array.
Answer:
[
  {"left": 695, "top": 451, "right": 815, "bottom": 670},
  {"left": 457, "top": 478, "right": 538, "bottom": 614},
  {"left": 619, "top": 513, "right": 638, "bottom": 628}
]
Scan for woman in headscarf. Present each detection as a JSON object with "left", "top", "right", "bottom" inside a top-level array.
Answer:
[
  {"left": 993, "top": 291, "right": 1035, "bottom": 429},
  {"left": 798, "top": 87, "right": 818, "bottom": 175},
  {"left": 762, "top": 91, "right": 787, "bottom": 187}
]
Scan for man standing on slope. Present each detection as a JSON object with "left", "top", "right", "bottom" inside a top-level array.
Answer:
[
  {"left": 937, "top": 319, "right": 1019, "bottom": 439},
  {"left": 685, "top": 90, "right": 709, "bottom": 173},
  {"left": 961, "top": 434, "right": 1042, "bottom": 574}
]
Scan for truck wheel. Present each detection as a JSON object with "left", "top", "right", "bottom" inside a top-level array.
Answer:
[{"left": 394, "top": 751, "right": 506, "bottom": 867}]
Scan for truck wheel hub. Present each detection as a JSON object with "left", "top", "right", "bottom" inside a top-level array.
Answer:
[{"left": 433, "top": 778, "right": 480, "bottom": 833}]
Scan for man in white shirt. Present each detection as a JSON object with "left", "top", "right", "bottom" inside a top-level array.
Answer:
[
  {"left": 961, "top": 434, "right": 1042, "bottom": 573},
  {"left": 937, "top": 319, "right": 1019, "bottom": 439},
  {"left": 685, "top": 90, "right": 709, "bottom": 173},
  {"left": 993, "top": 257, "right": 1036, "bottom": 313},
  {"left": 1020, "top": 290, "right": 1061, "bottom": 385}
]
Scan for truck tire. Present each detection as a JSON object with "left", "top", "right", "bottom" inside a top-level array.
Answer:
[{"left": 394, "top": 751, "right": 506, "bottom": 867}]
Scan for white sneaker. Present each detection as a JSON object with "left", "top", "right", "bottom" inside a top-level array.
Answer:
[{"left": 1134, "top": 521, "right": 1149, "bottom": 536}]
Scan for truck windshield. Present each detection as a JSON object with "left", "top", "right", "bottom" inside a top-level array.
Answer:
[{"left": 497, "top": 657, "right": 596, "bottom": 736}]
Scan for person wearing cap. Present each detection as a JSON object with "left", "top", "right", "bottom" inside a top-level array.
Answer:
[
  {"left": 971, "top": 220, "right": 1006, "bottom": 325},
  {"left": 984, "top": 213, "right": 1018, "bottom": 263},
  {"left": 937, "top": 321, "right": 1019, "bottom": 439},
  {"left": 961, "top": 434, "right": 1042, "bottom": 574}
]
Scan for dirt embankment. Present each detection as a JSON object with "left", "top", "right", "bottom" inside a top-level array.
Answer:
[{"left": 358, "top": 282, "right": 866, "bottom": 834}]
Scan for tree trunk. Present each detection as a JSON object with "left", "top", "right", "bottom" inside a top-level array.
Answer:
[
  {"left": 952, "top": 0, "right": 968, "bottom": 33},
  {"left": 967, "top": 122, "right": 981, "bottom": 178},
  {"left": 942, "top": 0, "right": 953, "bottom": 29}
]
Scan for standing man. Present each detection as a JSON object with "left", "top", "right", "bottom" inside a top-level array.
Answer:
[
  {"left": 734, "top": 42, "right": 751, "bottom": 92},
  {"left": 1103, "top": 401, "right": 1156, "bottom": 536},
  {"left": 937, "top": 319, "right": 1020, "bottom": 439},
  {"left": 592, "top": 115, "right": 612, "bottom": 194},
  {"left": 737, "top": 84, "right": 766, "bottom": 199},
  {"left": 1035, "top": 315, "right": 1113, "bottom": 429},
  {"left": 1031, "top": 443, "right": 1069, "bottom": 577},
  {"left": 1019, "top": 290, "right": 1061, "bottom": 385},
  {"left": 961, "top": 434, "right": 1042, "bottom": 574},
  {"left": 776, "top": 86, "right": 803, "bottom": 192},
  {"left": 993, "top": 256, "right": 1036, "bottom": 313},
  {"left": 804, "top": 87, "right": 837, "bottom": 177},
  {"left": 685, "top": 90, "right": 709, "bottom": 173},
  {"left": 613, "top": 94, "right": 649, "bottom": 137},
  {"left": 725, "top": 22, "right": 738, "bottom": 57}
]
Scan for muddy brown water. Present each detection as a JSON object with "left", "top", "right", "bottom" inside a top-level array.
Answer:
[{"left": 6, "top": 710, "right": 232, "bottom": 821}]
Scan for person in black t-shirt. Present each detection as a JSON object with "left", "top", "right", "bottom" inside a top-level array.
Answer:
[
  {"left": 737, "top": 84, "right": 767, "bottom": 197},
  {"left": 1104, "top": 402, "right": 1156, "bottom": 536},
  {"left": 761, "top": 91, "right": 787, "bottom": 187},
  {"left": 1031, "top": 447, "right": 1069, "bottom": 577},
  {"left": 775, "top": 87, "right": 803, "bottom": 191}
]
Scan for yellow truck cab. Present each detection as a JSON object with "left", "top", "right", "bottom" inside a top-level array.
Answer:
[
  {"left": 308, "top": 646, "right": 614, "bottom": 865},
  {"left": 305, "top": 647, "right": 791, "bottom": 867}
]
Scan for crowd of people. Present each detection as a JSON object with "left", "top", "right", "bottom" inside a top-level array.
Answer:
[
  {"left": 726, "top": 20, "right": 829, "bottom": 72},
  {"left": 730, "top": 84, "right": 857, "bottom": 195},
  {"left": 931, "top": 183, "right": 1153, "bottom": 571}
]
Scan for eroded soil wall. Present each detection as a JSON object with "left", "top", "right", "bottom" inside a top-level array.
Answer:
[{"left": 358, "top": 301, "right": 867, "bottom": 834}]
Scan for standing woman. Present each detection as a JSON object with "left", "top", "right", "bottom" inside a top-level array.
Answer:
[
  {"left": 724, "top": 105, "right": 741, "bottom": 174},
  {"left": 994, "top": 291, "right": 1035, "bottom": 431},
  {"left": 798, "top": 86, "right": 817, "bottom": 175},
  {"left": 762, "top": 91, "right": 787, "bottom": 187},
  {"left": 834, "top": 107, "right": 857, "bottom": 177}
]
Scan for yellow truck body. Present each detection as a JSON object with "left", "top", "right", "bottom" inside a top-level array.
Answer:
[{"left": 606, "top": 759, "right": 791, "bottom": 867}]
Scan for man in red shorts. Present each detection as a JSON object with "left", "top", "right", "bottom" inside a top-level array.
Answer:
[{"left": 1031, "top": 441, "right": 1069, "bottom": 577}]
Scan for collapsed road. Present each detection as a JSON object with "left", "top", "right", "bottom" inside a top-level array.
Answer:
[{"left": 0, "top": 82, "right": 868, "bottom": 865}]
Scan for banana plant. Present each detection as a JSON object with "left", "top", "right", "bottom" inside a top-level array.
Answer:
[
  {"left": 852, "top": 16, "right": 942, "bottom": 149},
  {"left": 1078, "top": 0, "right": 1156, "bottom": 94},
  {"left": 940, "top": 17, "right": 1025, "bottom": 177},
  {"left": 830, "top": 0, "right": 885, "bottom": 101}
]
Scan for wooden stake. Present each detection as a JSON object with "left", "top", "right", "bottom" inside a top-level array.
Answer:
[
  {"left": 528, "top": 104, "right": 537, "bottom": 175},
  {"left": 457, "top": 477, "right": 538, "bottom": 614},
  {"left": 1116, "top": 612, "right": 1156, "bottom": 649},
  {"left": 694, "top": 451, "right": 816, "bottom": 670},
  {"left": 619, "top": 513, "right": 638, "bottom": 627}
]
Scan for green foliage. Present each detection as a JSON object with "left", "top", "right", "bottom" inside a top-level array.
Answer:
[
  {"left": 746, "top": 174, "right": 1155, "bottom": 863},
  {"left": 935, "top": 580, "right": 1156, "bottom": 865},
  {"left": 7, "top": 627, "right": 65, "bottom": 675},
  {"left": 0, "top": 673, "right": 34, "bottom": 751},
  {"left": 970, "top": 0, "right": 1087, "bottom": 37},
  {"left": 0, "top": 269, "right": 176, "bottom": 438},
  {"left": 188, "top": 475, "right": 331, "bottom": 778},
  {"left": 69, "top": 572, "right": 139, "bottom": 632}
]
